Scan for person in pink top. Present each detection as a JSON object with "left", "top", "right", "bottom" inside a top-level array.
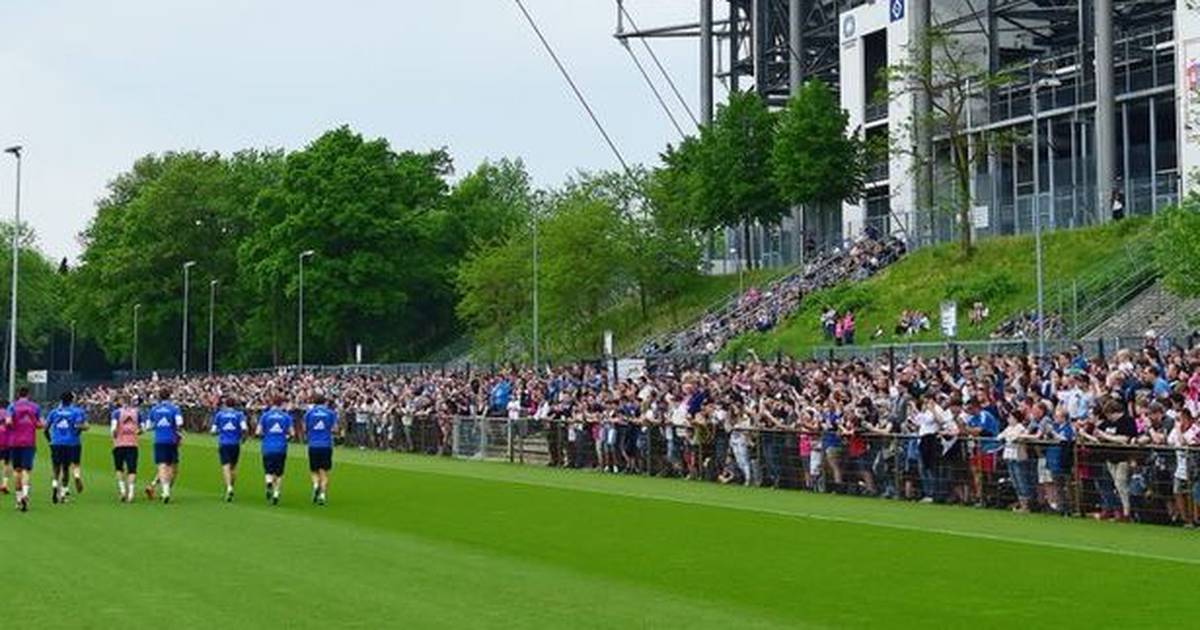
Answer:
[
  {"left": 110, "top": 396, "right": 143, "bottom": 503},
  {"left": 0, "top": 400, "right": 10, "bottom": 494},
  {"left": 6, "top": 387, "right": 44, "bottom": 512}
]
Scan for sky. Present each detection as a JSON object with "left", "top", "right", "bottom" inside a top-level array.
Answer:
[{"left": 0, "top": 0, "right": 708, "bottom": 261}]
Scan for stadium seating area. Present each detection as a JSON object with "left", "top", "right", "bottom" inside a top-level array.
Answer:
[{"left": 639, "top": 235, "right": 907, "bottom": 357}]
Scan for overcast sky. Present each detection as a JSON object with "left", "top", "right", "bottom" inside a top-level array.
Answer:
[{"left": 0, "top": 0, "right": 707, "bottom": 261}]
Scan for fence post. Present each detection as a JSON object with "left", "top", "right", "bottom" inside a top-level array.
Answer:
[
  {"left": 1072, "top": 280, "right": 1079, "bottom": 335},
  {"left": 1022, "top": 340, "right": 1029, "bottom": 357},
  {"left": 1071, "top": 441, "right": 1082, "bottom": 517},
  {"left": 951, "top": 343, "right": 960, "bottom": 379},
  {"left": 507, "top": 419, "right": 514, "bottom": 463},
  {"left": 888, "top": 346, "right": 896, "bottom": 384},
  {"left": 1097, "top": 337, "right": 1106, "bottom": 364}
]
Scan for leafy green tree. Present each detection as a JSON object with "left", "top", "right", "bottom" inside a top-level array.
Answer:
[
  {"left": 771, "top": 80, "right": 867, "bottom": 208},
  {"left": 693, "top": 90, "right": 783, "bottom": 268},
  {"left": 1152, "top": 202, "right": 1200, "bottom": 297},
  {"left": 243, "top": 126, "right": 455, "bottom": 364},
  {"left": 70, "top": 151, "right": 262, "bottom": 371},
  {"left": 0, "top": 223, "right": 67, "bottom": 373}
]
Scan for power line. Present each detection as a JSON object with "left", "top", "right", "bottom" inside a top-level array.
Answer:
[
  {"left": 512, "top": 0, "right": 631, "bottom": 174},
  {"left": 616, "top": 1, "right": 700, "bottom": 127},
  {"left": 620, "top": 39, "right": 687, "bottom": 139}
]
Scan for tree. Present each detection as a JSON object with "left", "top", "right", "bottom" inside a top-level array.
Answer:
[
  {"left": 1151, "top": 202, "right": 1200, "bottom": 297},
  {"left": 0, "top": 222, "right": 67, "bottom": 372},
  {"left": 243, "top": 126, "right": 456, "bottom": 364},
  {"left": 692, "top": 90, "right": 783, "bottom": 268},
  {"left": 70, "top": 151, "right": 265, "bottom": 370},
  {"left": 888, "top": 27, "right": 1012, "bottom": 256},
  {"left": 771, "top": 80, "right": 868, "bottom": 209}
]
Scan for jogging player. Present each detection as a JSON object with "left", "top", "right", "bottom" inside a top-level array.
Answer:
[
  {"left": 145, "top": 389, "right": 184, "bottom": 503},
  {"left": 210, "top": 398, "right": 247, "bottom": 502},
  {"left": 111, "top": 397, "right": 142, "bottom": 502},
  {"left": 6, "top": 387, "right": 43, "bottom": 512},
  {"left": 0, "top": 399, "right": 10, "bottom": 495},
  {"left": 256, "top": 398, "right": 294, "bottom": 505},
  {"left": 47, "top": 391, "right": 88, "bottom": 504},
  {"left": 304, "top": 394, "right": 338, "bottom": 505}
]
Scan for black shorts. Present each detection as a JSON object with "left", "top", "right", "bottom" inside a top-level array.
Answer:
[
  {"left": 9, "top": 446, "right": 34, "bottom": 471},
  {"left": 263, "top": 452, "right": 287, "bottom": 477},
  {"left": 308, "top": 447, "right": 333, "bottom": 472},
  {"left": 112, "top": 446, "right": 138, "bottom": 474},
  {"left": 51, "top": 444, "right": 82, "bottom": 466},
  {"left": 0, "top": 447, "right": 9, "bottom": 463},
  {"left": 218, "top": 444, "right": 241, "bottom": 467},
  {"left": 154, "top": 443, "right": 179, "bottom": 465}
]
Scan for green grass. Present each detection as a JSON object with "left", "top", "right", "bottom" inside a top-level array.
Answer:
[
  {"left": 5, "top": 430, "right": 1200, "bottom": 628},
  {"left": 724, "top": 219, "right": 1153, "bottom": 358}
]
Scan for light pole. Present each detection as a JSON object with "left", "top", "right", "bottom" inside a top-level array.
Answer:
[
  {"left": 68, "top": 319, "right": 75, "bottom": 374},
  {"left": 298, "top": 250, "right": 315, "bottom": 371},
  {"left": 532, "top": 211, "right": 539, "bottom": 369},
  {"left": 207, "top": 280, "right": 218, "bottom": 374},
  {"left": 181, "top": 260, "right": 196, "bottom": 373},
  {"left": 730, "top": 247, "right": 743, "bottom": 296},
  {"left": 1031, "top": 72, "right": 1062, "bottom": 359},
  {"left": 4, "top": 145, "right": 21, "bottom": 401},
  {"left": 133, "top": 303, "right": 141, "bottom": 374}
]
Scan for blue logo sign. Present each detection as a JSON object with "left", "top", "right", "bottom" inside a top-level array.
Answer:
[
  {"left": 890, "top": 0, "right": 905, "bottom": 22},
  {"left": 842, "top": 15, "right": 856, "bottom": 40}
]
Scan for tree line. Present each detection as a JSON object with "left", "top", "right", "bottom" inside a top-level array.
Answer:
[{"left": 16, "top": 80, "right": 868, "bottom": 371}]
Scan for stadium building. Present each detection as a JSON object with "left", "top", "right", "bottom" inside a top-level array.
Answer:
[{"left": 621, "top": 1, "right": 1192, "bottom": 263}]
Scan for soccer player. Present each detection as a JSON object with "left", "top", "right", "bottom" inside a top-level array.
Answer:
[
  {"left": 0, "top": 399, "right": 10, "bottom": 495},
  {"left": 256, "top": 397, "right": 294, "bottom": 505},
  {"left": 110, "top": 397, "right": 142, "bottom": 503},
  {"left": 47, "top": 391, "right": 88, "bottom": 504},
  {"left": 210, "top": 397, "right": 248, "bottom": 502},
  {"left": 304, "top": 394, "right": 338, "bottom": 505},
  {"left": 6, "top": 387, "right": 43, "bottom": 512},
  {"left": 145, "top": 389, "right": 184, "bottom": 504}
]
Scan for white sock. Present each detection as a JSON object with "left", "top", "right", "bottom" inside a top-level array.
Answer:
[
  {"left": 52, "top": 479, "right": 60, "bottom": 489},
  {"left": 21, "top": 484, "right": 30, "bottom": 499},
  {"left": 118, "top": 480, "right": 127, "bottom": 495},
  {"left": 162, "top": 482, "right": 171, "bottom": 498}
]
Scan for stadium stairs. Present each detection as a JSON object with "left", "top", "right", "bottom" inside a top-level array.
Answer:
[{"left": 1083, "top": 280, "right": 1200, "bottom": 340}]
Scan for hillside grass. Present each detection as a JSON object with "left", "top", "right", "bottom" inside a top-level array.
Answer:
[{"left": 724, "top": 218, "right": 1153, "bottom": 358}]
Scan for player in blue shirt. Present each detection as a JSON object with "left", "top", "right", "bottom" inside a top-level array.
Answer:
[
  {"left": 304, "top": 394, "right": 338, "bottom": 506},
  {"left": 209, "top": 397, "right": 248, "bottom": 502},
  {"left": 46, "top": 391, "right": 88, "bottom": 504},
  {"left": 144, "top": 389, "right": 184, "bottom": 504},
  {"left": 256, "top": 396, "right": 294, "bottom": 505}
]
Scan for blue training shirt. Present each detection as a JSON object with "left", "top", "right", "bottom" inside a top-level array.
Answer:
[
  {"left": 211, "top": 408, "right": 247, "bottom": 447},
  {"left": 259, "top": 409, "right": 292, "bottom": 455},
  {"left": 147, "top": 402, "right": 183, "bottom": 445},
  {"left": 304, "top": 405, "right": 337, "bottom": 449},
  {"left": 47, "top": 404, "right": 87, "bottom": 446}
]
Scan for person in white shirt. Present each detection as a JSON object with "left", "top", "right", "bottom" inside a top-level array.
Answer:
[
  {"left": 1167, "top": 409, "right": 1200, "bottom": 527},
  {"left": 999, "top": 412, "right": 1037, "bottom": 513}
]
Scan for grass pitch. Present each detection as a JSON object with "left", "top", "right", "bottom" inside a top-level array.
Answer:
[{"left": 3, "top": 432, "right": 1198, "bottom": 628}]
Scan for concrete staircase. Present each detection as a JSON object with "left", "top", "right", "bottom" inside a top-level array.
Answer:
[{"left": 1084, "top": 280, "right": 1200, "bottom": 340}]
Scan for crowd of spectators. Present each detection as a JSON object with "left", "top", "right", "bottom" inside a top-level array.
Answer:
[
  {"left": 84, "top": 337, "right": 1200, "bottom": 527},
  {"left": 893, "top": 310, "right": 931, "bottom": 337},
  {"left": 640, "top": 236, "right": 905, "bottom": 356},
  {"left": 991, "top": 310, "right": 1066, "bottom": 340}
]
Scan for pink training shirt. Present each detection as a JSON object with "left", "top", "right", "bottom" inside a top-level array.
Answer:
[
  {"left": 7, "top": 399, "right": 41, "bottom": 448},
  {"left": 112, "top": 407, "right": 140, "bottom": 448}
]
